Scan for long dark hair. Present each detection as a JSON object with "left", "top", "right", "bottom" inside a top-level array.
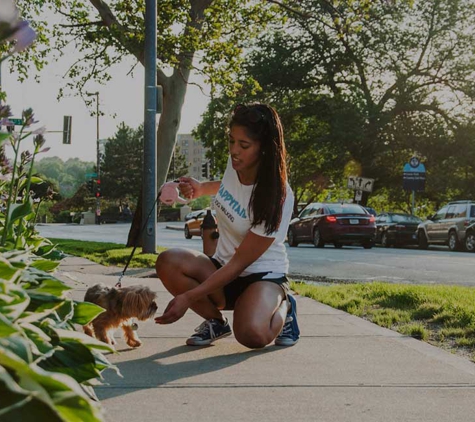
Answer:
[{"left": 229, "top": 103, "right": 287, "bottom": 235}]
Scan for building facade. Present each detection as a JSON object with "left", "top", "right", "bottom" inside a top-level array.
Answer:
[{"left": 175, "top": 134, "right": 209, "bottom": 180}]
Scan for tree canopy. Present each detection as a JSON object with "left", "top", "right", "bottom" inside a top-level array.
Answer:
[{"left": 196, "top": 0, "right": 475, "bottom": 211}]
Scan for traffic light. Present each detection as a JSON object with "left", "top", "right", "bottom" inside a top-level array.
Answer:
[
  {"left": 95, "top": 179, "right": 101, "bottom": 198},
  {"left": 63, "top": 116, "right": 72, "bottom": 144},
  {"left": 87, "top": 179, "right": 94, "bottom": 193},
  {"left": 201, "top": 161, "right": 209, "bottom": 179}
]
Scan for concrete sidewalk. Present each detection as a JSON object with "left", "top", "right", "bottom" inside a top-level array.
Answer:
[{"left": 57, "top": 257, "right": 475, "bottom": 422}]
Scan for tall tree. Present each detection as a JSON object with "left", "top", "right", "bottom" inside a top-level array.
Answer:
[{"left": 101, "top": 122, "right": 143, "bottom": 201}]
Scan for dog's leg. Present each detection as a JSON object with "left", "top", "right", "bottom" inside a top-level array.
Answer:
[
  {"left": 83, "top": 324, "right": 94, "bottom": 338},
  {"left": 122, "top": 324, "right": 142, "bottom": 348},
  {"left": 93, "top": 323, "right": 114, "bottom": 345},
  {"left": 108, "top": 331, "right": 117, "bottom": 345}
]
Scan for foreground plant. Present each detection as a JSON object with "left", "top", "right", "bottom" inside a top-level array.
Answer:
[
  {"left": 1, "top": 3, "right": 116, "bottom": 421},
  {"left": 0, "top": 250, "right": 118, "bottom": 421}
]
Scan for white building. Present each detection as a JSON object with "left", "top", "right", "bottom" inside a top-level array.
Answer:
[{"left": 175, "top": 134, "right": 209, "bottom": 180}]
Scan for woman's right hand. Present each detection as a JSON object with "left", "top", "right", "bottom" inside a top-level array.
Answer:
[{"left": 178, "top": 177, "right": 202, "bottom": 200}]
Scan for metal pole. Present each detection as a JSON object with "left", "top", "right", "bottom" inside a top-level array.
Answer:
[
  {"left": 142, "top": 0, "right": 157, "bottom": 253},
  {"left": 95, "top": 92, "right": 101, "bottom": 224},
  {"left": 411, "top": 190, "right": 415, "bottom": 215}
]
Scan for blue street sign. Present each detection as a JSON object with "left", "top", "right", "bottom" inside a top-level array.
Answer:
[{"left": 403, "top": 159, "right": 426, "bottom": 191}]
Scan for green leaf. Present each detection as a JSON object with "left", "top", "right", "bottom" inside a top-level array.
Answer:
[
  {"left": 21, "top": 323, "right": 53, "bottom": 356},
  {"left": 39, "top": 342, "right": 100, "bottom": 383},
  {"left": 0, "top": 337, "right": 33, "bottom": 364},
  {"left": 0, "top": 283, "right": 30, "bottom": 321},
  {"left": 53, "top": 391, "right": 104, "bottom": 422},
  {"left": 72, "top": 302, "right": 105, "bottom": 325},
  {"left": 28, "top": 279, "right": 70, "bottom": 297},
  {"left": 0, "top": 132, "right": 11, "bottom": 146},
  {"left": 0, "top": 258, "right": 21, "bottom": 281},
  {"left": 29, "top": 176, "right": 44, "bottom": 185},
  {"left": 30, "top": 258, "right": 60, "bottom": 272},
  {"left": 52, "top": 328, "right": 115, "bottom": 353},
  {"left": 0, "top": 313, "right": 18, "bottom": 337},
  {"left": 9, "top": 201, "right": 33, "bottom": 224}
]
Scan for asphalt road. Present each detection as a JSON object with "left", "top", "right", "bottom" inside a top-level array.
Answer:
[{"left": 36, "top": 223, "right": 475, "bottom": 286}]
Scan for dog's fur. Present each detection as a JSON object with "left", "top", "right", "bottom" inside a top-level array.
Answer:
[{"left": 83, "top": 283, "right": 158, "bottom": 348}]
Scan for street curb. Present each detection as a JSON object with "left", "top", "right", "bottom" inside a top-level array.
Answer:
[{"left": 165, "top": 224, "right": 184, "bottom": 231}]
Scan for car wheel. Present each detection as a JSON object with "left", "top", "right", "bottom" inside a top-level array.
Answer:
[
  {"left": 448, "top": 230, "right": 460, "bottom": 251},
  {"left": 287, "top": 229, "right": 299, "bottom": 247},
  {"left": 418, "top": 230, "right": 428, "bottom": 250},
  {"left": 362, "top": 241, "right": 373, "bottom": 249},
  {"left": 312, "top": 227, "right": 325, "bottom": 248},
  {"left": 334, "top": 242, "right": 343, "bottom": 249},
  {"left": 184, "top": 225, "right": 192, "bottom": 239},
  {"left": 381, "top": 232, "right": 390, "bottom": 248},
  {"left": 465, "top": 231, "right": 475, "bottom": 252}
]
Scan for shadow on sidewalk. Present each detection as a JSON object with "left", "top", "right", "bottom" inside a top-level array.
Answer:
[{"left": 96, "top": 344, "right": 280, "bottom": 400}]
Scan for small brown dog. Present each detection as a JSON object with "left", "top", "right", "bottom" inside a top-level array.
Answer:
[{"left": 83, "top": 283, "right": 158, "bottom": 348}]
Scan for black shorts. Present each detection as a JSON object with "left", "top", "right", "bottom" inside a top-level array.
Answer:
[{"left": 209, "top": 257, "right": 290, "bottom": 310}]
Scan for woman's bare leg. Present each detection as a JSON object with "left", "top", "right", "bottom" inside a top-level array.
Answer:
[
  {"left": 155, "top": 248, "right": 226, "bottom": 321},
  {"left": 232, "top": 282, "right": 288, "bottom": 349}
]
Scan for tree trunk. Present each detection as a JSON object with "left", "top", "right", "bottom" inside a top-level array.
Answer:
[{"left": 125, "top": 0, "right": 210, "bottom": 247}]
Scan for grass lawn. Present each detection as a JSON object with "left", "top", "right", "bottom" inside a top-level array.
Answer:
[
  {"left": 48, "top": 238, "right": 165, "bottom": 268},
  {"left": 49, "top": 238, "right": 475, "bottom": 362},
  {"left": 291, "top": 281, "right": 475, "bottom": 362}
]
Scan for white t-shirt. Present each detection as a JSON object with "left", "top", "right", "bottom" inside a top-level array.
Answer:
[{"left": 212, "top": 157, "right": 294, "bottom": 276}]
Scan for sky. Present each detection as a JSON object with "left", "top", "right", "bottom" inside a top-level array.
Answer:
[{"left": 2, "top": 48, "right": 210, "bottom": 163}]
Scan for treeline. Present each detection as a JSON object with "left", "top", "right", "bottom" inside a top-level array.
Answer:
[{"left": 195, "top": 0, "right": 475, "bottom": 214}]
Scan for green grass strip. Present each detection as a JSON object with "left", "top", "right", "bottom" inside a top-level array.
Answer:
[
  {"left": 48, "top": 238, "right": 166, "bottom": 268},
  {"left": 291, "top": 281, "right": 475, "bottom": 361}
]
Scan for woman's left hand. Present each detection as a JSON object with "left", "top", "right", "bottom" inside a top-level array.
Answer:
[{"left": 154, "top": 294, "right": 190, "bottom": 324}]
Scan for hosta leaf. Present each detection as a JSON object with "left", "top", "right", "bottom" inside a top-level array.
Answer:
[
  {"left": 0, "top": 337, "right": 33, "bottom": 364},
  {"left": 72, "top": 302, "right": 105, "bottom": 325},
  {"left": 0, "top": 313, "right": 18, "bottom": 337},
  {"left": 0, "top": 283, "right": 30, "bottom": 321},
  {"left": 52, "top": 391, "right": 104, "bottom": 422},
  {"left": 52, "top": 328, "right": 115, "bottom": 353},
  {"left": 28, "top": 279, "right": 70, "bottom": 297},
  {"left": 8, "top": 201, "right": 32, "bottom": 224},
  {"left": 0, "top": 258, "right": 21, "bottom": 281},
  {"left": 39, "top": 342, "right": 100, "bottom": 383},
  {"left": 21, "top": 323, "right": 53, "bottom": 356},
  {"left": 30, "top": 259, "right": 60, "bottom": 272}
]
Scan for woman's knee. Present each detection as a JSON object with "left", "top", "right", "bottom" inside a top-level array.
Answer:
[
  {"left": 155, "top": 248, "right": 182, "bottom": 277},
  {"left": 234, "top": 323, "right": 272, "bottom": 349}
]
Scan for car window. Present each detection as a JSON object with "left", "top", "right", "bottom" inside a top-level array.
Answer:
[
  {"left": 433, "top": 206, "right": 449, "bottom": 221},
  {"left": 392, "top": 214, "right": 422, "bottom": 223},
  {"left": 471, "top": 205, "right": 475, "bottom": 218},
  {"left": 299, "top": 204, "right": 315, "bottom": 218},
  {"left": 454, "top": 204, "right": 467, "bottom": 218},
  {"left": 325, "top": 204, "right": 366, "bottom": 215},
  {"left": 445, "top": 205, "right": 457, "bottom": 219},
  {"left": 377, "top": 216, "right": 387, "bottom": 223}
]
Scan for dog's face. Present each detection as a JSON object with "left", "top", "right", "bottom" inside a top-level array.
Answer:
[{"left": 121, "top": 285, "right": 158, "bottom": 320}]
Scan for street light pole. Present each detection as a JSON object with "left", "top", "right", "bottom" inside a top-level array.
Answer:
[
  {"left": 86, "top": 91, "right": 101, "bottom": 224},
  {"left": 142, "top": 0, "right": 157, "bottom": 253}
]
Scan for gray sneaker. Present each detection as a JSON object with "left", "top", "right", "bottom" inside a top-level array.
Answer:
[{"left": 186, "top": 318, "right": 232, "bottom": 346}]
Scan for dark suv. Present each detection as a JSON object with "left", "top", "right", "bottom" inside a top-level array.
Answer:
[{"left": 417, "top": 201, "right": 475, "bottom": 251}]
